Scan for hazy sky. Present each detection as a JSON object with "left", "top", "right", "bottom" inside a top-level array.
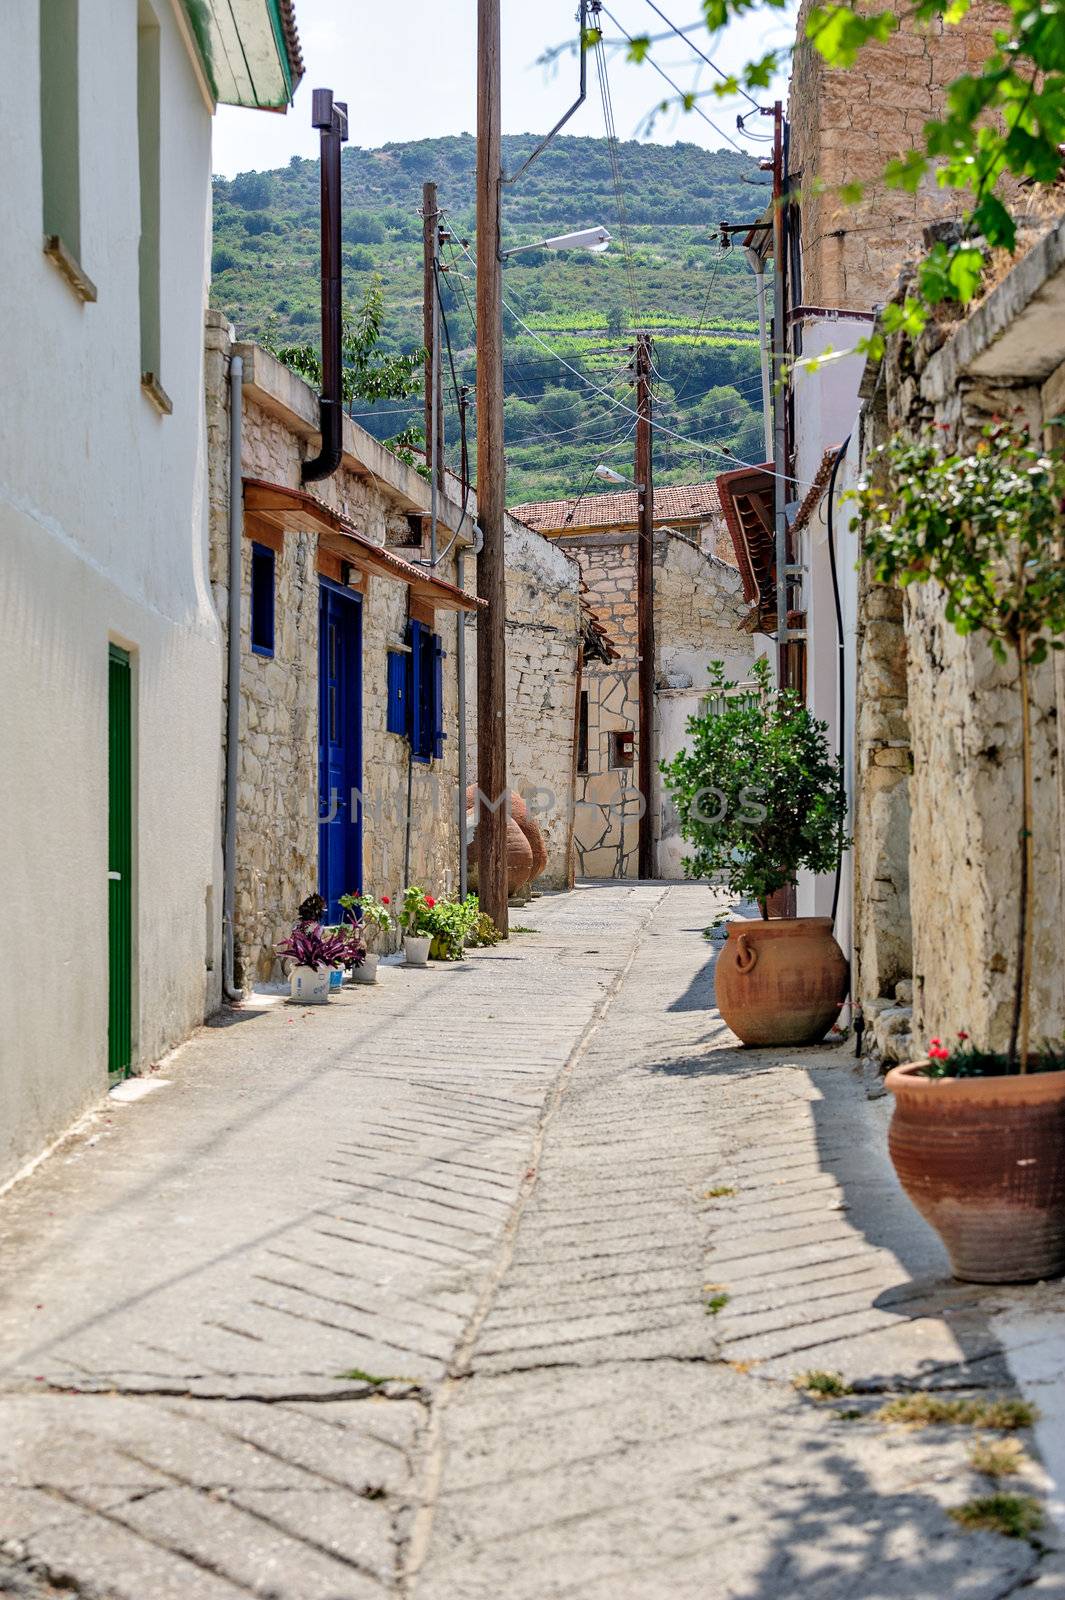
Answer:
[{"left": 212, "top": 0, "right": 796, "bottom": 177}]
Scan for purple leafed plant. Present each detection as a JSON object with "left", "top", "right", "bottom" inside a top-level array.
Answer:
[{"left": 275, "top": 923, "right": 360, "bottom": 972}]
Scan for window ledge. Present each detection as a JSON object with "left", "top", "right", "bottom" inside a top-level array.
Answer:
[
  {"left": 141, "top": 372, "right": 173, "bottom": 416},
  {"left": 43, "top": 236, "right": 97, "bottom": 303}
]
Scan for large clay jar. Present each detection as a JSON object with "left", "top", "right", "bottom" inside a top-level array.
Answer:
[
  {"left": 465, "top": 786, "right": 540, "bottom": 894},
  {"left": 886, "top": 1061, "right": 1065, "bottom": 1283},
  {"left": 714, "top": 917, "right": 848, "bottom": 1047},
  {"left": 510, "top": 794, "right": 548, "bottom": 884},
  {"left": 465, "top": 809, "right": 534, "bottom": 896}
]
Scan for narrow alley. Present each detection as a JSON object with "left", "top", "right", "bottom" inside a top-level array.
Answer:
[{"left": 1, "top": 884, "right": 1059, "bottom": 1599}]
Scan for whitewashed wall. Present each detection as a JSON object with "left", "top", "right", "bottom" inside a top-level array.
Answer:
[{"left": 0, "top": 0, "right": 221, "bottom": 1186}]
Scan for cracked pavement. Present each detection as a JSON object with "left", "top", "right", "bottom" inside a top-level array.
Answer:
[{"left": 0, "top": 882, "right": 1062, "bottom": 1598}]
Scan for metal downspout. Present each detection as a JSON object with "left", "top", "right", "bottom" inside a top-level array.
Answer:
[
  {"left": 457, "top": 549, "right": 468, "bottom": 899},
  {"left": 222, "top": 353, "right": 244, "bottom": 1001}
]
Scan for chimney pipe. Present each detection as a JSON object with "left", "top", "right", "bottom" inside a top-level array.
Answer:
[{"left": 302, "top": 88, "right": 348, "bottom": 483}]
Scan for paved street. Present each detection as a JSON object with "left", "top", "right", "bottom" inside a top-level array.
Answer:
[{"left": 1, "top": 882, "right": 1062, "bottom": 1599}]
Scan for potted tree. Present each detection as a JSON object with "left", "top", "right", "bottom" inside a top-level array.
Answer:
[
  {"left": 339, "top": 891, "right": 392, "bottom": 984},
  {"left": 660, "top": 656, "right": 850, "bottom": 1046},
  {"left": 857, "top": 424, "right": 1065, "bottom": 1283}
]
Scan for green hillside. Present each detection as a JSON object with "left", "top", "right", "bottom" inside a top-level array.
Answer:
[{"left": 210, "top": 134, "right": 771, "bottom": 502}]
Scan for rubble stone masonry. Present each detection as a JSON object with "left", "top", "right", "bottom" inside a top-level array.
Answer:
[
  {"left": 790, "top": 0, "right": 1007, "bottom": 310},
  {"left": 206, "top": 316, "right": 463, "bottom": 983}
]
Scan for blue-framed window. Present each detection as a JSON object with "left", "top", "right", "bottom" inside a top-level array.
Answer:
[
  {"left": 391, "top": 620, "right": 445, "bottom": 763},
  {"left": 250, "top": 542, "right": 275, "bottom": 657},
  {"left": 386, "top": 650, "right": 407, "bottom": 734}
]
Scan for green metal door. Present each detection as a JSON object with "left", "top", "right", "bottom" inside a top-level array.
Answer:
[{"left": 108, "top": 645, "right": 132, "bottom": 1077}]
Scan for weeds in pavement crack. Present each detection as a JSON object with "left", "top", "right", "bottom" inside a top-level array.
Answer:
[
  {"left": 793, "top": 1370, "right": 852, "bottom": 1399},
  {"left": 950, "top": 1494, "right": 1044, "bottom": 1541},
  {"left": 875, "top": 1395, "right": 1037, "bottom": 1430},
  {"left": 969, "top": 1436, "right": 1027, "bottom": 1479}
]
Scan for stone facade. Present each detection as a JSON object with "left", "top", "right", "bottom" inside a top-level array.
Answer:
[
  {"left": 206, "top": 316, "right": 470, "bottom": 984},
  {"left": 463, "top": 514, "right": 582, "bottom": 890},
  {"left": 523, "top": 514, "right": 756, "bottom": 880},
  {"left": 789, "top": 0, "right": 1007, "bottom": 310},
  {"left": 855, "top": 219, "right": 1065, "bottom": 1053}
]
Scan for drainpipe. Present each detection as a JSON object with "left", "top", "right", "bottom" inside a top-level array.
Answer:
[
  {"left": 222, "top": 353, "right": 244, "bottom": 1001},
  {"left": 302, "top": 88, "right": 349, "bottom": 485},
  {"left": 745, "top": 246, "right": 773, "bottom": 463}
]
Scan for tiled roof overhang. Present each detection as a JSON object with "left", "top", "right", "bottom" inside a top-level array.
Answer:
[
  {"left": 790, "top": 447, "right": 840, "bottom": 538},
  {"left": 243, "top": 479, "right": 484, "bottom": 613},
  {"left": 715, "top": 462, "right": 777, "bottom": 632}
]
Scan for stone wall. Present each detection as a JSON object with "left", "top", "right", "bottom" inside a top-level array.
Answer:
[
  {"left": 552, "top": 529, "right": 756, "bottom": 879},
  {"left": 789, "top": 0, "right": 1006, "bottom": 310},
  {"left": 855, "top": 219, "right": 1065, "bottom": 1054},
  {"left": 207, "top": 319, "right": 465, "bottom": 983},
  {"left": 566, "top": 537, "right": 641, "bottom": 878},
  {"left": 463, "top": 514, "right": 582, "bottom": 890}
]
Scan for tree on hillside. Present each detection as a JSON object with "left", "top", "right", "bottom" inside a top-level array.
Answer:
[{"left": 266, "top": 275, "right": 424, "bottom": 412}]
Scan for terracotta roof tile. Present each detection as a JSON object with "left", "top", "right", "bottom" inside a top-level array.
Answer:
[
  {"left": 508, "top": 481, "right": 722, "bottom": 533},
  {"left": 790, "top": 447, "right": 840, "bottom": 538},
  {"left": 278, "top": 0, "right": 304, "bottom": 91}
]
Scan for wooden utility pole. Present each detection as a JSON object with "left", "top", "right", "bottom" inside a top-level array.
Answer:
[
  {"left": 770, "top": 99, "right": 789, "bottom": 687},
  {"left": 635, "top": 332, "right": 656, "bottom": 881},
  {"left": 475, "top": 0, "right": 509, "bottom": 933},
  {"left": 422, "top": 181, "right": 444, "bottom": 494}
]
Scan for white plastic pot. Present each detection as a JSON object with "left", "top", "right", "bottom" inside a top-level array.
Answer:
[
  {"left": 404, "top": 935, "right": 431, "bottom": 967},
  {"left": 352, "top": 952, "right": 379, "bottom": 985},
  {"left": 290, "top": 965, "right": 331, "bottom": 1004}
]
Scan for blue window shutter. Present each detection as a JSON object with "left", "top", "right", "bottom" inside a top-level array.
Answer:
[
  {"left": 386, "top": 650, "right": 407, "bottom": 734},
  {"left": 409, "top": 619, "right": 428, "bottom": 762},
  {"left": 250, "top": 543, "right": 275, "bottom": 656},
  {"left": 432, "top": 633, "right": 446, "bottom": 760}
]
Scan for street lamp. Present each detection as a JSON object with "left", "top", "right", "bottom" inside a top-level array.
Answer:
[
  {"left": 594, "top": 464, "right": 634, "bottom": 486},
  {"left": 501, "top": 226, "right": 611, "bottom": 260}
]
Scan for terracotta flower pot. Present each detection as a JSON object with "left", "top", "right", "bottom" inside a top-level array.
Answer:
[
  {"left": 510, "top": 794, "right": 549, "bottom": 884},
  {"left": 886, "top": 1061, "right": 1065, "bottom": 1283},
  {"left": 714, "top": 917, "right": 848, "bottom": 1047}
]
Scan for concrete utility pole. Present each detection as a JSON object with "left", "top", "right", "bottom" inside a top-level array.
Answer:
[
  {"left": 422, "top": 180, "right": 445, "bottom": 498},
  {"left": 635, "top": 332, "right": 656, "bottom": 881},
  {"left": 475, "top": 0, "right": 509, "bottom": 934}
]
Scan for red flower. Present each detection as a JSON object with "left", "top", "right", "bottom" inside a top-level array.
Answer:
[
  {"left": 928, "top": 1045, "right": 950, "bottom": 1061},
  {"left": 957, "top": 1030, "right": 969, "bottom": 1041},
  {"left": 929, "top": 1037, "right": 942, "bottom": 1047},
  {"left": 425, "top": 896, "right": 436, "bottom": 908},
  {"left": 381, "top": 896, "right": 390, "bottom": 905}
]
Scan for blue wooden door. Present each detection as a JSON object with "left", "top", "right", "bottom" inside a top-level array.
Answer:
[{"left": 318, "top": 581, "right": 363, "bottom": 922}]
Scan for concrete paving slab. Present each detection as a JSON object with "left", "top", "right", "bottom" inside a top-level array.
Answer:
[{"left": 0, "top": 882, "right": 1060, "bottom": 1599}]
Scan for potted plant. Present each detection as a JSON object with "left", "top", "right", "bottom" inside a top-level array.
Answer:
[
  {"left": 857, "top": 424, "right": 1065, "bottom": 1283},
  {"left": 275, "top": 922, "right": 356, "bottom": 1004},
  {"left": 339, "top": 891, "right": 393, "bottom": 984},
  {"left": 422, "top": 893, "right": 480, "bottom": 961},
  {"left": 660, "top": 656, "right": 850, "bottom": 1046},
  {"left": 399, "top": 886, "right": 435, "bottom": 967}
]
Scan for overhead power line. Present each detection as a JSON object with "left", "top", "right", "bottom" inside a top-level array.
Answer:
[
  {"left": 599, "top": 3, "right": 749, "bottom": 154},
  {"left": 639, "top": 0, "right": 762, "bottom": 108}
]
